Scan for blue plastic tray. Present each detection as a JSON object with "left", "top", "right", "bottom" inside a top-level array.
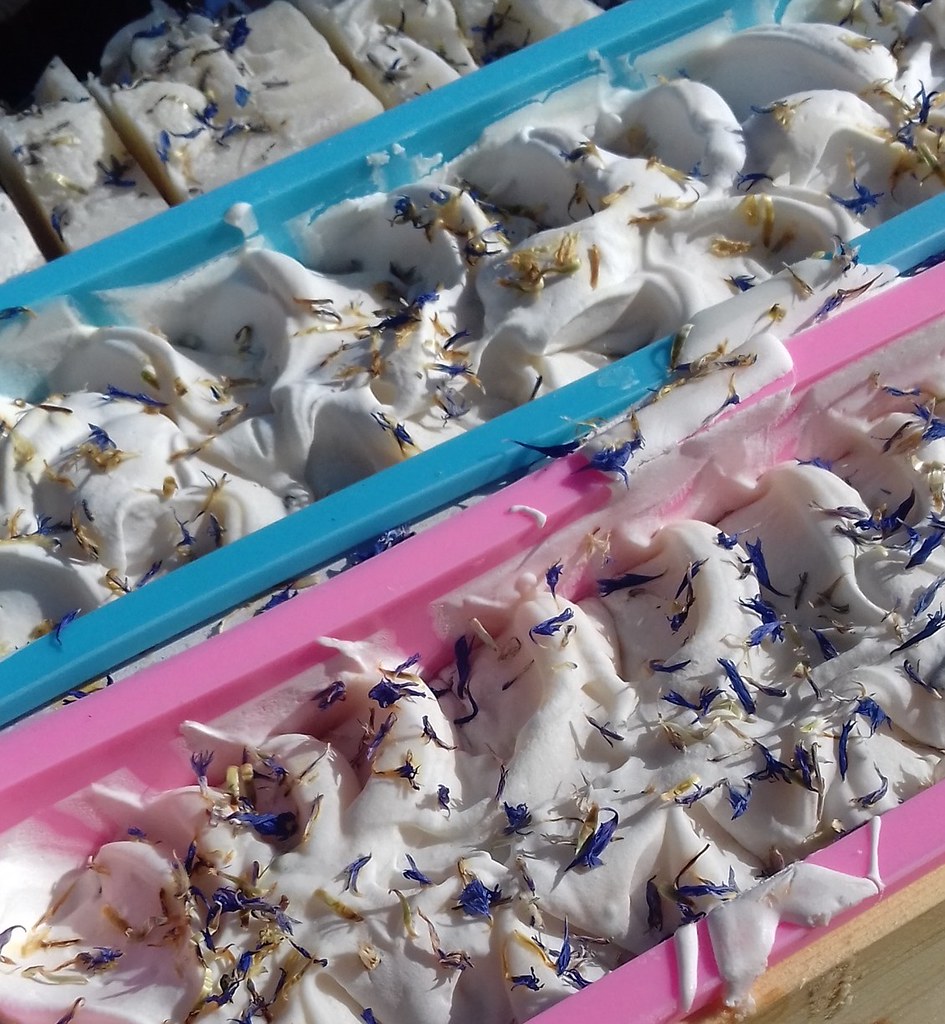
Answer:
[{"left": 1, "top": 0, "right": 945, "bottom": 725}]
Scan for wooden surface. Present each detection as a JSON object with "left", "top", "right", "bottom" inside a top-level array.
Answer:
[{"left": 691, "top": 862, "right": 945, "bottom": 1024}]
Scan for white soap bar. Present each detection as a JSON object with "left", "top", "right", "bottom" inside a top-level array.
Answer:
[
  {"left": 451, "top": 0, "right": 601, "bottom": 64},
  {"left": 93, "top": 1, "right": 384, "bottom": 204},
  {"left": 0, "top": 188, "right": 42, "bottom": 283},
  {"left": 292, "top": 0, "right": 476, "bottom": 107},
  {"left": 0, "top": 59, "right": 166, "bottom": 254}
]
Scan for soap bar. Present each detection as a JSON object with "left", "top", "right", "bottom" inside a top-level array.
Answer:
[
  {"left": 92, "top": 0, "right": 384, "bottom": 204},
  {"left": 0, "top": 186, "right": 42, "bottom": 282},
  {"left": 0, "top": 57, "right": 166, "bottom": 254},
  {"left": 292, "top": 0, "right": 477, "bottom": 106},
  {"left": 451, "top": 0, "right": 601, "bottom": 65}
]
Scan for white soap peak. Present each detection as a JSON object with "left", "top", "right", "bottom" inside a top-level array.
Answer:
[
  {"left": 508, "top": 505, "right": 548, "bottom": 529},
  {"left": 675, "top": 921, "right": 700, "bottom": 1013},
  {"left": 868, "top": 815, "right": 884, "bottom": 893}
]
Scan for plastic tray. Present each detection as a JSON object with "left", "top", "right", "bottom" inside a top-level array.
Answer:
[
  {"left": 2, "top": 0, "right": 945, "bottom": 724},
  {"left": 3, "top": 260, "right": 945, "bottom": 1022}
]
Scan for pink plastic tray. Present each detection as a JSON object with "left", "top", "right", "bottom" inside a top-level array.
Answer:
[{"left": 4, "top": 261, "right": 945, "bottom": 1022}]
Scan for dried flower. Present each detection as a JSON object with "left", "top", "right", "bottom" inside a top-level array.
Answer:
[
  {"left": 742, "top": 538, "right": 787, "bottom": 596},
  {"left": 646, "top": 877, "right": 663, "bottom": 932},
  {"left": 892, "top": 608, "right": 945, "bottom": 653},
  {"left": 226, "top": 15, "right": 250, "bottom": 51},
  {"left": 828, "top": 178, "right": 884, "bottom": 215},
  {"left": 368, "top": 677, "right": 424, "bottom": 708},
  {"left": 528, "top": 608, "right": 575, "bottom": 642},
  {"left": 811, "top": 628, "right": 839, "bottom": 661},
  {"left": 717, "top": 658, "right": 756, "bottom": 715},
  {"left": 403, "top": 854, "right": 432, "bottom": 886},
  {"left": 190, "top": 750, "right": 214, "bottom": 786},
  {"left": 455, "top": 878, "right": 504, "bottom": 918},
  {"left": 226, "top": 810, "right": 298, "bottom": 842},
  {"left": 748, "top": 742, "right": 793, "bottom": 784},
  {"left": 855, "top": 768, "right": 889, "bottom": 808},
  {"left": 726, "top": 782, "right": 751, "bottom": 819},
  {"left": 598, "top": 570, "right": 664, "bottom": 597},
  {"left": 565, "top": 809, "right": 619, "bottom": 871},
  {"left": 580, "top": 439, "right": 640, "bottom": 488},
  {"left": 585, "top": 716, "right": 623, "bottom": 746},
  {"left": 512, "top": 438, "right": 582, "bottom": 459},
  {"left": 343, "top": 854, "right": 372, "bottom": 894},
  {"left": 75, "top": 946, "right": 123, "bottom": 972},
  {"left": 312, "top": 680, "right": 346, "bottom": 709},
  {"left": 510, "top": 966, "right": 543, "bottom": 990},
  {"left": 502, "top": 802, "right": 532, "bottom": 835}
]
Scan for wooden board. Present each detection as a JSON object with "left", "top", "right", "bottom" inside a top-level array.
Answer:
[{"left": 691, "top": 862, "right": 945, "bottom": 1024}]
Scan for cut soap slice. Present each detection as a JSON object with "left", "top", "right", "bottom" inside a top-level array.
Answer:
[
  {"left": 450, "top": 0, "right": 601, "bottom": 64},
  {"left": 291, "top": 0, "right": 476, "bottom": 107},
  {"left": 0, "top": 186, "right": 42, "bottom": 283},
  {"left": 0, "top": 58, "right": 166, "bottom": 256},
  {"left": 92, "top": 1, "right": 384, "bottom": 204}
]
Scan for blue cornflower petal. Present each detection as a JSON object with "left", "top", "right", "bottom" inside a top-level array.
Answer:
[
  {"left": 53, "top": 609, "right": 80, "bottom": 645},
  {"left": 902, "top": 659, "right": 941, "bottom": 695},
  {"left": 455, "top": 878, "right": 503, "bottom": 917},
  {"left": 565, "top": 809, "right": 619, "bottom": 871},
  {"left": 190, "top": 749, "right": 213, "bottom": 784},
  {"left": 891, "top": 608, "right": 945, "bottom": 653},
  {"left": 649, "top": 658, "right": 692, "bottom": 673},
  {"left": 726, "top": 782, "right": 751, "bottom": 820},
  {"left": 368, "top": 677, "right": 423, "bottom": 708},
  {"left": 528, "top": 607, "right": 574, "bottom": 642},
  {"left": 454, "top": 635, "right": 472, "bottom": 699},
  {"left": 502, "top": 801, "right": 532, "bottom": 835},
  {"left": 510, "top": 967, "right": 543, "bottom": 990},
  {"left": 598, "top": 570, "right": 664, "bottom": 597},
  {"left": 226, "top": 810, "right": 298, "bottom": 841},
  {"left": 343, "top": 854, "right": 371, "bottom": 894},
  {"left": 797, "top": 456, "right": 833, "bottom": 471},
  {"left": 828, "top": 178, "right": 884, "bottom": 215},
  {"left": 913, "top": 574, "right": 945, "bottom": 617},
  {"left": 646, "top": 876, "right": 663, "bottom": 931},
  {"left": 580, "top": 440, "right": 639, "bottom": 487},
  {"left": 743, "top": 538, "right": 787, "bottom": 596},
  {"left": 811, "top": 627, "right": 839, "bottom": 661},
  {"left": 226, "top": 16, "right": 250, "bottom": 51},
  {"left": 748, "top": 742, "right": 793, "bottom": 784},
  {"left": 513, "top": 438, "right": 582, "bottom": 459},
  {"left": 403, "top": 854, "right": 432, "bottom": 886},
  {"left": 75, "top": 947, "right": 123, "bottom": 972},
  {"left": 794, "top": 744, "right": 816, "bottom": 792},
  {"left": 838, "top": 718, "right": 854, "bottom": 780},
  {"left": 312, "top": 680, "right": 346, "bottom": 710},
  {"left": 156, "top": 130, "right": 171, "bottom": 163},
  {"left": 555, "top": 919, "right": 572, "bottom": 976},
  {"left": 0, "top": 305, "right": 33, "bottom": 321},
  {"left": 717, "top": 658, "right": 756, "bottom": 715},
  {"left": 662, "top": 690, "right": 700, "bottom": 712},
  {"left": 855, "top": 696, "right": 891, "bottom": 734},
  {"left": 906, "top": 527, "right": 945, "bottom": 569},
  {"left": 855, "top": 768, "right": 889, "bottom": 808},
  {"left": 258, "top": 583, "right": 297, "bottom": 613}
]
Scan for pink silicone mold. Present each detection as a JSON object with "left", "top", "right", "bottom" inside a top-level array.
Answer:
[{"left": 4, "top": 260, "right": 945, "bottom": 1022}]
